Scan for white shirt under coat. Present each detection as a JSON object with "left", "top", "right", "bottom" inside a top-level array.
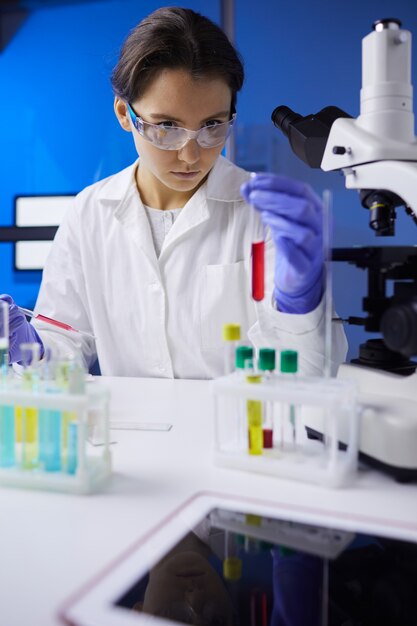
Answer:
[{"left": 32, "top": 156, "right": 347, "bottom": 378}]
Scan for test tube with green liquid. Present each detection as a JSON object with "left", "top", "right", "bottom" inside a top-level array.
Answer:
[
  {"left": 20, "top": 342, "right": 41, "bottom": 469},
  {"left": 0, "top": 301, "right": 15, "bottom": 467}
]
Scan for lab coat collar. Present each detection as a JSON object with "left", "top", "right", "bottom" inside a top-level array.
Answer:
[
  {"left": 101, "top": 162, "right": 160, "bottom": 274},
  {"left": 160, "top": 157, "right": 249, "bottom": 255},
  {"left": 94, "top": 156, "right": 249, "bottom": 261},
  {"left": 206, "top": 155, "right": 249, "bottom": 202},
  {"left": 95, "top": 156, "right": 248, "bottom": 206},
  {"left": 96, "top": 160, "right": 139, "bottom": 206}
]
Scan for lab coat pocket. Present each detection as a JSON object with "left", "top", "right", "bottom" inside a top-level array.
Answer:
[{"left": 200, "top": 260, "right": 249, "bottom": 352}]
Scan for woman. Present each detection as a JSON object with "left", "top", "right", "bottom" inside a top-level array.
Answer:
[{"left": 1, "top": 7, "right": 346, "bottom": 378}]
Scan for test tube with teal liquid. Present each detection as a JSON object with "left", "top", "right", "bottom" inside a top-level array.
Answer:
[
  {"left": 38, "top": 348, "right": 62, "bottom": 472},
  {"left": 64, "top": 355, "right": 85, "bottom": 475},
  {"left": 67, "top": 421, "right": 78, "bottom": 475},
  {"left": 0, "top": 301, "right": 15, "bottom": 467},
  {"left": 20, "top": 342, "right": 41, "bottom": 469}
]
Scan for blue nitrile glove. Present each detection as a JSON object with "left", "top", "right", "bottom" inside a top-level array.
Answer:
[
  {"left": 241, "top": 173, "right": 324, "bottom": 314},
  {"left": 270, "top": 548, "right": 323, "bottom": 626},
  {"left": 0, "top": 294, "right": 44, "bottom": 364}
]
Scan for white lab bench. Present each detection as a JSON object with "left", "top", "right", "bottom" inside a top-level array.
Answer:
[{"left": 1, "top": 375, "right": 417, "bottom": 626}]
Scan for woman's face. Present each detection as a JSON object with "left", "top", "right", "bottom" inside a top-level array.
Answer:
[
  {"left": 141, "top": 550, "right": 234, "bottom": 624},
  {"left": 115, "top": 68, "right": 232, "bottom": 203}
]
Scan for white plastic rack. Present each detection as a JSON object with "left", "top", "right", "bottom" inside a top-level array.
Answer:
[
  {"left": 212, "top": 373, "right": 359, "bottom": 488},
  {"left": 0, "top": 382, "right": 111, "bottom": 494}
]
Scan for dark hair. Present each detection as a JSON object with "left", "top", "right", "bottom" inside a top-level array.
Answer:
[{"left": 111, "top": 6, "right": 244, "bottom": 115}]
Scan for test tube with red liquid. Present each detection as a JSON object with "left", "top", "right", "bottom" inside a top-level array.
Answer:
[
  {"left": 17, "top": 307, "right": 95, "bottom": 339},
  {"left": 251, "top": 240, "right": 265, "bottom": 301}
]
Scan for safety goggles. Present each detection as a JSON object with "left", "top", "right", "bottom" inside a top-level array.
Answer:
[{"left": 127, "top": 103, "right": 236, "bottom": 151}]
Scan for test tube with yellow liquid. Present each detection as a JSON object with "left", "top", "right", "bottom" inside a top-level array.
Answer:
[
  {"left": 235, "top": 347, "right": 254, "bottom": 451},
  {"left": 20, "top": 343, "right": 41, "bottom": 469},
  {"left": 223, "top": 530, "right": 242, "bottom": 583},
  {"left": 246, "top": 374, "right": 263, "bottom": 456}
]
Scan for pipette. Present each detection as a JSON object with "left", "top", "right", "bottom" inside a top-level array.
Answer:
[{"left": 18, "top": 307, "right": 95, "bottom": 339}]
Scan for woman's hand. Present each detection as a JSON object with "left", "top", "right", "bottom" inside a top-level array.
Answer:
[
  {"left": 241, "top": 173, "right": 324, "bottom": 313},
  {"left": 0, "top": 295, "right": 44, "bottom": 363}
]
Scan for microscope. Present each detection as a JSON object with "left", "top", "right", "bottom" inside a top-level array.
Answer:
[{"left": 272, "top": 18, "right": 417, "bottom": 481}]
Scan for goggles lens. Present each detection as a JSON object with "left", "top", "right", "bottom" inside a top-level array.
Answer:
[{"left": 128, "top": 104, "right": 235, "bottom": 151}]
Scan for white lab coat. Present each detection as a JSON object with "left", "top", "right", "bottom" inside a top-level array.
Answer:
[{"left": 32, "top": 156, "right": 347, "bottom": 378}]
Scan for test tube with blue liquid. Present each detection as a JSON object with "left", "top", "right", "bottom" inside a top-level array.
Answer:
[
  {"left": 0, "top": 301, "right": 15, "bottom": 467},
  {"left": 38, "top": 348, "right": 62, "bottom": 472},
  {"left": 66, "top": 355, "right": 86, "bottom": 475},
  {"left": 20, "top": 342, "right": 41, "bottom": 469}
]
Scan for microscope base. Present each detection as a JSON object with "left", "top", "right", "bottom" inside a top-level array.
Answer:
[{"left": 305, "top": 363, "right": 417, "bottom": 482}]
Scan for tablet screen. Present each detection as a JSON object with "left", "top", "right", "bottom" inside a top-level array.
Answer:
[{"left": 111, "top": 505, "right": 417, "bottom": 626}]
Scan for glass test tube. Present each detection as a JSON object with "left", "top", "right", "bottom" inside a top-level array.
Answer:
[
  {"left": 235, "top": 346, "right": 254, "bottom": 451},
  {"left": 56, "top": 360, "right": 71, "bottom": 468},
  {"left": 219, "top": 325, "right": 242, "bottom": 454},
  {"left": 39, "top": 348, "right": 62, "bottom": 472},
  {"left": 246, "top": 374, "right": 263, "bottom": 456},
  {"left": 20, "top": 342, "right": 41, "bottom": 469},
  {"left": 56, "top": 358, "right": 78, "bottom": 473},
  {"left": 258, "top": 348, "right": 276, "bottom": 449},
  {"left": 280, "top": 350, "right": 298, "bottom": 450},
  {"left": 223, "top": 530, "right": 242, "bottom": 582},
  {"left": 322, "top": 189, "right": 333, "bottom": 380},
  {"left": 251, "top": 240, "right": 265, "bottom": 301},
  {"left": 66, "top": 355, "right": 86, "bottom": 475},
  {"left": 0, "top": 301, "right": 15, "bottom": 467},
  {"left": 222, "top": 323, "right": 241, "bottom": 375},
  {"left": 249, "top": 171, "right": 265, "bottom": 302}
]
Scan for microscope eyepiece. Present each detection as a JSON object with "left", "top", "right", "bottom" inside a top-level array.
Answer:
[
  {"left": 373, "top": 18, "right": 402, "bottom": 31},
  {"left": 271, "top": 106, "right": 302, "bottom": 137},
  {"left": 270, "top": 105, "right": 351, "bottom": 168}
]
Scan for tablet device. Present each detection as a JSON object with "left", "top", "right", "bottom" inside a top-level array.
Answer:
[{"left": 60, "top": 492, "right": 417, "bottom": 626}]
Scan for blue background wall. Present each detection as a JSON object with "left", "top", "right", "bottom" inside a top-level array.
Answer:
[{"left": 1, "top": 0, "right": 416, "bottom": 361}]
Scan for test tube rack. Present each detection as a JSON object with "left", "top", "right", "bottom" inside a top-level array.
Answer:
[
  {"left": 212, "top": 374, "right": 359, "bottom": 488},
  {"left": 0, "top": 382, "right": 111, "bottom": 494}
]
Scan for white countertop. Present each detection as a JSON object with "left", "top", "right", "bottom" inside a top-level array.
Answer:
[{"left": 2, "top": 375, "right": 417, "bottom": 626}]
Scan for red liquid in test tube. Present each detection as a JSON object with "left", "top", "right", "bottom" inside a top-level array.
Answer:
[
  {"left": 17, "top": 307, "right": 95, "bottom": 338},
  {"left": 251, "top": 240, "right": 265, "bottom": 301},
  {"left": 36, "top": 314, "right": 75, "bottom": 332}
]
